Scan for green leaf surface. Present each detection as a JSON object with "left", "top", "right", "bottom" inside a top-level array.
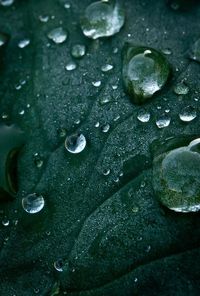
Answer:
[{"left": 0, "top": 0, "right": 200, "bottom": 295}]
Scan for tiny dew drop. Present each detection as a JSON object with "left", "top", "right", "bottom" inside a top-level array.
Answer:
[
  {"left": 173, "top": 82, "right": 189, "bottom": 95},
  {"left": 18, "top": 39, "right": 30, "bottom": 49},
  {"left": 54, "top": 259, "right": 64, "bottom": 272},
  {"left": 92, "top": 81, "right": 101, "bottom": 87},
  {"left": 153, "top": 140, "right": 200, "bottom": 213},
  {"left": 0, "top": 0, "right": 14, "bottom": 6},
  {"left": 122, "top": 44, "right": 170, "bottom": 104},
  {"left": 38, "top": 15, "right": 49, "bottom": 23},
  {"left": 80, "top": 0, "right": 125, "bottom": 39},
  {"left": 103, "top": 169, "right": 110, "bottom": 176},
  {"left": 22, "top": 193, "right": 45, "bottom": 214},
  {"left": 34, "top": 153, "right": 44, "bottom": 168},
  {"left": 65, "top": 61, "right": 77, "bottom": 71},
  {"left": 179, "top": 106, "right": 197, "bottom": 122},
  {"left": 101, "top": 123, "right": 110, "bottom": 133},
  {"left": 65, "top": 133, "right": 86, "bottom": 154},
  {"left": 101, "top": 64, "right": 113, "bottom": 72},
  {"left": 48, "top": 27, "right": 68, "bottom": 44},
  {"left": 156, "top": 115, "right": 171, "bottom": 128},
  {"left": 137, "top": 110, "right": 150, "bottom": 123},
  {"left": 71, "top": 44, "right": 86, "bottom": 59},
  {"left": 2, "top": 218, "right": 9, "bottom": 226}
]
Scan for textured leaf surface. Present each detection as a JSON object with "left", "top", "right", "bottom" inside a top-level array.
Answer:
[{"left": 0, "top": 0, "right": 200, "bottom": 295}]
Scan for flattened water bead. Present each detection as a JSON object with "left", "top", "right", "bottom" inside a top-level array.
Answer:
[
  {"left": 80, "top": 0, "right": 125, "bottom": 39},
  {"left": 179, "top": 106, "right": 197, "bottom": 122},
  {"left": 22, "top": 193, "right": 45, "bottom": 214},
  {"left": 48, "top": 27, "right": 68, "bottom": 44},
  {"left": 65, "top": 133, "right": 86, "bottom": 154},
  {"left": 153, "top": 139, "right": 200, "bottom": 213},
  {"left": 122, "top": 44, "right": 171, "bottom": 104},
  {"left": 0, "top": 124, "right": 25, "bottom": 200},
  {"left": 18, "top": 39, "right": 30, "bottom": 49}
]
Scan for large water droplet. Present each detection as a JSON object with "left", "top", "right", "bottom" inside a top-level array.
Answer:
[
  {"left": 22, "top": 193, "right": 45, "bottom": 214},
  {"left": 156, "top": 115, "right": 171, "bottom": 128},
  {"left": 179, "top": 106, "right": 197, "bottom": 122},
  {"left": 0, "top": 0, "right": 14, "bottom": 6},
  {"left": 65, "top": 133, "right": 86, "bottom": 154},
  {"left": 137, "top": 110, "right": 150, "bottom": 122},
  {"left": 71, "top": 44, "right": 86, "bottom": 59},
  {"left": 122, "top": 45, "right": 170, "bottom": 104},
  {"left": 48, "top": 27, "right": 68, "bottom": 44},
  {"left": 153, "top": 140, "right": 200, "bottom": 213},
  {"left": 80, "top": 0, "right": 125, "bottom": 39}
]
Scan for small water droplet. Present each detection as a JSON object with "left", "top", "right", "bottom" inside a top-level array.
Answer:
[
  {"left": 99, "top": 96, "right": 111, "bottom": 105},
  {"left": 81, "top": 0, "right": 125, "bottom": 39},
  {"left": 34, "top": 153, "right": 44, "bottom": 168},
  {"left": 101, "top": 124, "right": 110, "bottom": 133},
  {"left": 71, "top": 44, "right": 86, "bottom": 58},
  {"left": 137, "top": 110, "right": 150, "bottom": 123},
  {"left": 2, "top": 218, "right": 9, "bottom": 226},
  {"left": 103, "top": 169, "right": 110, "bottom": 176},
  {"left": 0, "top": 0, "right": 14, "bottom": 6},
  {"left": 18, "top": 109, "right": 25, "bottom": 116},
  {"left": 38, "top": 15, "right": 49, "bottom": 23},
  {"left": 95, "top": 121, "right": 100, "bottom": 128},
  {"left": 174, "top": 82, "right": 189, "bottom": 95},
  {"left": 22, "top": 193, "right": 45, "bottom": 214},
  {"left": 64, "top": 2, "right": 71, "bottom": 9},
  {"left": 162, "top": 48, "right": 172, "bottom": 55},
  {"left": 101, "top": 64, "right": 113, "bottom": 72},
  {"left": 65, "top": 61, "right": 77, "bottom": 71},
  {"left": 123, "top": 45, "right": 170, "bottom": 104},
  {"left": 18, "top": 39, "right": 30, "bottom": 49},
  {"left": 92, "top": 80, "right": 101, "bottom": 87},
  {"left": 54, "top": 259, "right": 64, "bottom": 272},
  {"left": 179, "top": 106, "right": 197, "bottom": 122},
  {"left": 65, "top": 133, "right": 86, "bottom": 154},
  {"left": 156, "top": 115, "right": 171, "bottom": 128},
  {"left": 48, "top": 27, "right": 68, "bottom": 44}
]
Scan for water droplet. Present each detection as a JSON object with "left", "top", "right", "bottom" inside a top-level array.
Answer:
[
  {"left": 122, "top": 44, "right": 170, "bottom": 104},
  {"left": 101, "top": 124, "right": 110, "bottom": 133},
  {"left": 153, "top": 140, "right": 200, "bottom": 213},
  {"left": 156, "top": 115, "right": 171, "bottom": 128},
  {"left": 65, "top": 133, "right": 86, "bottom": 154},
  {"left": 137, "top": 110, "right": 150, "bottom": 123},
  {"left": 101, "top": 64, "right": 113, "bottom": 72},
  {"left": 162, "top": 48, "right": 172, "bottom": 55},
  {"left": 18, "top": 109, "right": 25, "bottom": 116},
  {"left": 65, "top": 61, "right": 77, "bottom": 71},
  {"left": 34, "top": 153, "right": 44, "bottom": 168},
  {"left": 2, "top": 218, "right": 9, "bottom": 226},
  {"left": 190, "top": 38, "right": 200, "bottom": 63},
  {"left": 174, "top": 82, "right": 189, "bottom": 95},
  {"left": 48, "top": 27, "right": 68, "bottom": 44},
  {"left": 99, "top": 96, "right": 111, "bottom": 105},
  {"left": 103, "top": 169, "right": 110, "bottom": 176},
  {"left": 95, "top": 121, "right": 100, "bottom": 127},
  {"left": 64, "top": 2, "right": 71, "bottom": 9},
  {"left": 0, "top": 0, "right": 14, "bottom": 6},
  {"left": 71, "top": 44, "right": 86, "bottom": 59},
  {"left": 0, "top": 32, "right": 8, "bottom": 47},
  {"left": 54, "top": 259, "right": 64, "bottom": 272},
  {"left": 22, "top": 193, "right": 45, "bottom": 214},
  {"left": 92, "top": 80, "right": 101, "bottom": 87},
  {"left": 18, "top": 39, "right": 30, "bottom": 49},
  {"left": 38, "top": 15, "right": 49, "bottom": 23},
  {"left": 179, "top": 106, "right": 197, "bottom": 122},
  {"left": 80, "top": 0, "right": 125, "bottom": 39}
]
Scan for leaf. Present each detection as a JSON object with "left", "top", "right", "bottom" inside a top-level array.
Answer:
[{"left": 0, "top": 0, "right": 200, "bottom": 295}]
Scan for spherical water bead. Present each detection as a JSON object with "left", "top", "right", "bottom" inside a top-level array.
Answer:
[
  {"left": 54, "top": 259, "right": 64, "bottom": 272},
  {"left": 101, "top": 124, "right": 110, "bottom": 133},
  {"left": 0, "top": 32, "right": 8, "bottom": 47},
  {"left": 48, "top": 27, "right": 68, "bottom": 44},
  {"left": 190, "top": 38, "right": 200, "bottom": 63},
  {"left": 65, "top": 62, "right": 77, "bottom": 71},
  {"left": 153, "top": 140, "right": 200, "bottom": 213},
  {"left": 22, "top": 193, "right": 45, "bottom": 214},
  {"left": 122, "top": 45, "right": 170, "bottom": 104},
  {"left": 0, "top": 0, "right": 14, "bottom": 6},
  {"left": 173, "top": 82, "right": 189, "bottom": 95},
  {"left": 179, "top": 106, "right": 197, "bottom": 122},
  {"left": 2, "top": 218, "right": 9, "bottom": 226},
  {"left": 18, "top": 39, "right": 30, "bottom": 49},
  {"left": 101, "top": 64, "right": 113, "bottom": 72},
  {"left": 92, "top": 81, "right": 101, "bottom": 87},
  {"left": 80, "top": 0, "right": 125, "bottom": 39},
  {"left": 65, "top": 133, "right": 86, "bottom": 154},
  {"left": 137, "top": 110, "right": 150, "bottom": 123},
  {"left": 71, "top": 44, "right": 86, "bottom": 59},
  {"left": 156, "top": 115, "right": 171, "bottom": 128}
]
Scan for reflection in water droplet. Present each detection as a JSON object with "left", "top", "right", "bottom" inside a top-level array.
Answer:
[
  {"left": 101, "top": 64, "right": 113, "bottom": 72},
  {"left": 71, "top": 44, "right": 86, "bottom": 58},
  {"left": 0, "top": 0, "right": 14, "bottom": 6},
  {"left": 153, "top": 140, "right": 200, "bottom": 213},
  {"left": 54, "top": 259, "right": 64, "bottom": 272},
  {"left": 156, "top": 115, "right": 171, "bottom": 128},
  {"left": 137, "top": 110, "right": 150, "bottom": 123},
  {"left": 18, "top": 39, "right": 30, "bottom": 49},
  {"left": 174, "top": 82, "right": 189, "bottom": 95},
  {"left": 65, "top": 133, "right": 86, "bottom": 154},
  {"left": 81, "top": 0, "right": 125, "bottom": 39},
  {"left": 179, "top": 106, "right": 197, "bottom": 122},
  {"left": 48, "top": 27, "right": 68, "bottom": 44},
  {"left": 65, "top": 61, "right": 77, "bottom": 71},
  {"left": 122, "top": 45, "right": 170, "bottom": 104},
  {"left": 22, "top": 193, "right": 45, "bottom": 214},
  {"left": 101, "top": 124, "right": 110, "bottom": 133}
]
